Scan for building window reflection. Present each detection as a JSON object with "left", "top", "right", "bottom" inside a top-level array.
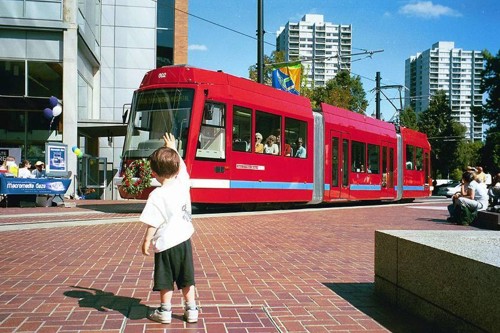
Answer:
[
  {"left": 0, "top": 61, "right": 26, "bottom": 95},
  {"left": 28, "top": 62, "right": 63, "bottom": 97},
  {"left": 156, "top": 0, "right": 175, "bottom": 68},
  {"left": 0, "top": 60, "right": 62, "bottom": 97}
]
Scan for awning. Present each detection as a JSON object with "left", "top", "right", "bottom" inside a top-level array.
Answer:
[
  {"left": 0, "top": 96, "right": 128, "bottom": 138},
  {"left": 0, "top": 95, "right": 49, "bottom": 111},
  {"left": 78, "top": 121, "right": 128, "bottom": 138}
]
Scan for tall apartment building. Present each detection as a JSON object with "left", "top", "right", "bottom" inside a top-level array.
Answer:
[
  {"left": 0, "top": 0, "right": 188, "bottom": 197},
  {"left": 404, "top": 41, "right": 483, "bottom": 141},
  {"left": 276, "top": 14, "right": 352, "bottom": 88}
]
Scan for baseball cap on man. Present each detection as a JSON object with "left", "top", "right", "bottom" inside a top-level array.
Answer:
[{"left": 35, "top": 161, "right": 44, "bottom": 166}]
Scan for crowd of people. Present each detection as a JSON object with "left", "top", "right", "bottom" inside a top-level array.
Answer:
[
  {"left": 233, "top": 131, "right": 307, "bottom": 158},
  {"left": 447, "top": 165, "right": 500, "bottom": 225},
  {"left": 0, "top": 156, "right": 47, "bottom": 178},
  {"left": 256, "top": 132, "right": 306, "bottom": 158}
]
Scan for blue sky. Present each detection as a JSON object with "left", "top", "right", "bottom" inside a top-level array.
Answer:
[{"left": 187, "top": 1, "right": 499, "bottom": 120}]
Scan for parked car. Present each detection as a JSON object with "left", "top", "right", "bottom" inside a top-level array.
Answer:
[
  {"left": 445, "top": 182, "right": 463, "bottom": 198},
  {"left": 433, "top": 180, "right": 460, "bottom": 196}
]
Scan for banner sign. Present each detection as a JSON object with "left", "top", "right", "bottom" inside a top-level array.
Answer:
[
  {"left": 0, "top": 175, "right": 71, "bottom": 195},
  {"left": 271, "top": 62, "right": 301, "bottom": 95},
  {"left": 45, "top": 142, "right": 68, "bottom": 177}
]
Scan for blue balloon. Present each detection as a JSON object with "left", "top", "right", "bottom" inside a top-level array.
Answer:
[
  {"left": 49, "top": 96, "right": 58, "bottom": 108},
  {"left": 43, "top": 108, "right": 53, "bottom": 119},
  {"left": 72, "top": 146, "right": 78, "bottom": 152}
]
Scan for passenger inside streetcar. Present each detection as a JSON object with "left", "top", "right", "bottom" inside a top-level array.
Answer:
[
  {"left": 294, "top": 138, "right": 306, "bottom": 158},
  {"left": 264, "top": 135, "right": 279, "bottom": 155},
  {"left": 283, "top": 138, "right": 292, "bottom": 157},
  {"left": 255, "top": 132, "right": 264, "bottom": 153}
]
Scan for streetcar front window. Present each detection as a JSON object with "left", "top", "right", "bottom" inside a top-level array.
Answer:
[{"left": 123, "top": 88, "right": 194, "bottom": 162}]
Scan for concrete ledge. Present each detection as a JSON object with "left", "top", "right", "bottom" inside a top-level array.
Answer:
[
  {"left": 473, "top": 211, "right": 500, "bottom": 230},
  {"left": 375, "top": 230, "right": 500, "bottom": 333}
]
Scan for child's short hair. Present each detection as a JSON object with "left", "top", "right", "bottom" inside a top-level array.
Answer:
[{"left": 149, "top": 147, "right": 180, "bottom": 179}]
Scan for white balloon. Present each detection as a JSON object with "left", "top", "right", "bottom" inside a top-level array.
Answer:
[{"left": 52, "top": 104, "right": 63, "bottom": 117}]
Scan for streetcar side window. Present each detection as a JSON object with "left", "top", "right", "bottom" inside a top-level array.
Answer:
[
  {"left": 285, "top": 118, "right": 307, "bottom": 158},
  {"left": 351, "top": 141, "right": 366, "bottom": 172},
  {"left": 367, "top": 144, "right": 380, "bottom": 174},
  {"left": 415, "top": 147, "right": 423, "bottom": 171},
  {"left": 232, "top": 106, "right": 252, "bottom": 152},
  {"left": 196, "top": 102, "right": 226, "bottom": 160},
  {"left": 406, "top": 144, "right": 415, "bottom": 170},
  {"left": 256, "top": 111, "right": 281, "bottom": 156}
]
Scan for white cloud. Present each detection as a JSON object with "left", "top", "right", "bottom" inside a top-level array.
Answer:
[
  {"left": 399, "top": 1, "right": 462, "bottom": 18},
  {"left": 188, "top": 44, "right": 208, "bottom": 51}
]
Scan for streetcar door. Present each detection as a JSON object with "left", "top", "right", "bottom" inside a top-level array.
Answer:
[
  {"left": 340, "top": 134, "right": 350, "bottom": 199},
  {"left": 329, "top": 130, "right": 342, "bottom": 198},
  {"left": 381, "top": 142, "right": 396, "bottom": 198}
]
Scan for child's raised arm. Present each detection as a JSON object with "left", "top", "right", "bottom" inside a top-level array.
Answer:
[{"left": 163, "top": 132, "right": 176, "bottom": 150}]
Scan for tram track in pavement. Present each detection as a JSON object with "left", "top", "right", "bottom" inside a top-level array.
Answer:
[{"left": 0, "top": 197, "right": 449, "bottom": 232}]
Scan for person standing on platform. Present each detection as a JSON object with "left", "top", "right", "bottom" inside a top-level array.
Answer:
[
  {"left": 3, "top": 156, "right": 18, "bottom": 176},
  {"left": 140, "top": 132, "right": 198, "bottom": 324},
  {"left": 18, "top": 160, "right": 33, "bottom": 178},
  {"left": 32, "top": 161, "right": 46, "bottom": 178}
]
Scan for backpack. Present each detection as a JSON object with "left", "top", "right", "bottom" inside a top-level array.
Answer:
[{"left": 455, "top": 204, "right": 478, "bottom": 226}]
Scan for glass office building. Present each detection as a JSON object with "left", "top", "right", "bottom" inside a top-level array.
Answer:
[{"left": 0, "top": 0, "right": 188, "bottom": 197}]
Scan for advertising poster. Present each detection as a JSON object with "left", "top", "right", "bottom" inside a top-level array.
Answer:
[
  {"left": 45, "top": 142, "right": 68, "bottom": 177},
  {"left": 0, "top": 148, "right": 22, "bottom": 165}
]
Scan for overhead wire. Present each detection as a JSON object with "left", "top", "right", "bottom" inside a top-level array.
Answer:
[
  {"left": 172, "top": 5, "right": 277, "bottom": 47},
  {"left": 174, "top": 3, "right": 412, "bottom": 118}
]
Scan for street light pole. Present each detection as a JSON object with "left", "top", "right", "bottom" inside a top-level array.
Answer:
[{"left": 257, "top": 0, "right": 264, "bottom": 83}]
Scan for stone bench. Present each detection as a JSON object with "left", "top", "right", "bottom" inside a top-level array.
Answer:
[
  {"left": 375, "top": 230, "right": 500, "bottom": 333},
  {"left": 473, "top": 210, "right": 500, "bottom": 230}
]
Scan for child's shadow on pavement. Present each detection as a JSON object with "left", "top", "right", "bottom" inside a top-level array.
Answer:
[{"left": 64, "top": 286, "right": 151, "bottom": 320}]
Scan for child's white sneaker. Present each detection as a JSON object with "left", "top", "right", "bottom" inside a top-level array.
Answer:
[
  {"left": 184, "top": 307, "right": 198, "bottom": 323},
  {"left": 148, "top": 308, "right": 172, "bottom": 324}
]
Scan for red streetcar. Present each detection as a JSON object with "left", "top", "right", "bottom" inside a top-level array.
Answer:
[{"left": 114, "top": 65, "right": 431, "bottom": 207}]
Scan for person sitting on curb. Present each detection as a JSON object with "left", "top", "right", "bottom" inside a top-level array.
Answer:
[{"left": 447, "top": 171, "right": 488, "bottom": 225}]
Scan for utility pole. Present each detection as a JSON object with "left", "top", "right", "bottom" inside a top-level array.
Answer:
[
  {"left": 257, "top": 0, "right": 264, "bottom": 83},
  {"left": 375, "top": 72, "right": 381, "bottom": 120}
]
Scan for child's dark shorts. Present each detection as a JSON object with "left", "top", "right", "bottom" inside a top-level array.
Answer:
[{"left": 153, "top": 238, "right": 195, "bottom": 291}]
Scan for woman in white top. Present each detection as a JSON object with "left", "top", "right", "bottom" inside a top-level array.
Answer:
[
  {"left": 263, "top": 135, "right": 279, "bottom": 155},
  {"left": 17, "top": 160, "right": 33, "bottom": 178},
  {"left": 448, "top": 171, "right": 488, "bottom": 216}
]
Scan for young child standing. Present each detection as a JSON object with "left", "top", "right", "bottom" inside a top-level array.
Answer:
[{"left": 140, "top": 132, "right": 198, "bottom": 324}]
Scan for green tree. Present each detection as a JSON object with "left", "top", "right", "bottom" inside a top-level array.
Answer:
[
  {"left": 309, "top": 71, "right": 368, "bottom": 114},
  {"left": 479, "top": 132, "right": 500, "bottom": 174},
  {"left": 473, "top": 49, "right": 500, "bottom": 130},
  {"left": 473, "top": 49, "right": 500, "bottom": 173},
  {"left": 455, "top": 140, "right": 483, "bottom": 170},
  {"left": 418, "top": 90, "right": 466, "bottom": 178},
  {"left": 399, "top": 106, "right": 418, "bottom": 130},
  {"left": 248, "top": 51, "right": 286, "bottom": 85}
]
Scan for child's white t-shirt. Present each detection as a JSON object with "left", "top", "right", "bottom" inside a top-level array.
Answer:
[{"left": 140, "top": 158, "right": 194, "bottom": 253}]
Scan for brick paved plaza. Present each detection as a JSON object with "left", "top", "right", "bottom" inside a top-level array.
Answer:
[{"left": 0, "top": 199, "right": 466, "bottom": 332}]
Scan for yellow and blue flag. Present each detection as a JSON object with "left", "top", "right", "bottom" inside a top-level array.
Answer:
[{"left": 271, "top": 62, "right": 301, "bottom": 95}]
